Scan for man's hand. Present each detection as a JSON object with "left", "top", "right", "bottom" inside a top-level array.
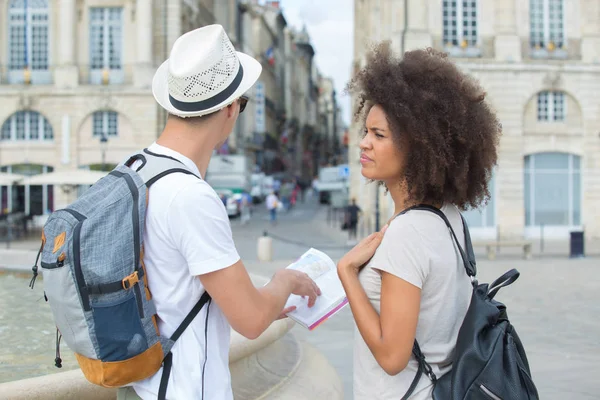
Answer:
[
  {"left": 276, "top": 269, "right": 322, "bottom": 307},
  {"left": 199, "top": 260, "right": 321, "bottom": 340}
]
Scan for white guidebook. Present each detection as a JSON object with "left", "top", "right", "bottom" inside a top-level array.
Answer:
[{"left": 283, "top": 248, "right": 349, "bottom": 330}]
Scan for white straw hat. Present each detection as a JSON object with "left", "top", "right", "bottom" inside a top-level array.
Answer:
[{"left": 152, "top": 24, "right": 262, "bottom": 118}]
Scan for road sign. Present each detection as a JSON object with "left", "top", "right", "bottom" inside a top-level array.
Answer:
[
  {"left": 254, "top": 81, "right": 265, "bottom": 133},
  {"left": 338, "top": 165, "right": 349, "bottom": 178}
]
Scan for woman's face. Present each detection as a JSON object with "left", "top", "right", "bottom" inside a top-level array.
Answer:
[{"left": 359, "top": 105, "right": 404, "bottom": 184}]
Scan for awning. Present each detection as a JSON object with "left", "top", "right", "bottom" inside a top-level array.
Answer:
[
  {"left": 0, "top": 172, "right": 26, "bottom": 186},
  {"left": 20, "top": 170, "right": 107, "bottom": 186}
]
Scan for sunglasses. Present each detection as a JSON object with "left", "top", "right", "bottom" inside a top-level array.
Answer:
[{"left": 238, "top": 96, "right": 249, "bottom": 113}]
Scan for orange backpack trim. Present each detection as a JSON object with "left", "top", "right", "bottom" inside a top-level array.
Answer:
[
  {"left": 76, "top": 341, "right": 163, "bottom": 388},
  {"left": 52, "top": 232, "right": 66, "bottom": 253}
]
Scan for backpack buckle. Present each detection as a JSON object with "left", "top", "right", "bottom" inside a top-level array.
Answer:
[{"left": 122, "top": 271, "right": 140, "bottom": 290}]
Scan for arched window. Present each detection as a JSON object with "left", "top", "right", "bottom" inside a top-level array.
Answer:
[
  {"left": 537, "top": 91, "right": 565, "bottom": 121},
  {"left": 8, "top": 0, "right": 51, "bottom": 84},
  {"left": 524, "top": 152, "right": 581, "bottom": 227},
  {"left": 1, "top": 111, "right": 53, "bottom": 141},
  {"left": 92, "top": 111, "right": 119, "bottom": 138}
]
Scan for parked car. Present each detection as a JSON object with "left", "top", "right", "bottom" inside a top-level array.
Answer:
[{"left": 215, "top": 189, "right": 240, "bottom": 218}]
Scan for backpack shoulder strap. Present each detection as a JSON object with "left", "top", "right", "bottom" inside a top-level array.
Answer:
[
  {"left": 123, "top": 149, "right": 206, "bottom": 400},
  {"left": 158, "top": 291, "right": 212, "bottom": 400},
  {"left": 125, "top": 148, "right": 201, "bottom": 187}
]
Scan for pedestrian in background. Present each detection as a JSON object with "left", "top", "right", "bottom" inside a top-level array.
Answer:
[
  {"left": 309, "top": 175, "right": 319, "bottom": 200},
  {"left": 266, "top": 191, "right": 279, "bottom": 225},
  {"left": 240, "top": 192, "right": 252, "bottom": 225},
  {"left": 345, "top": 198, "right": 362, "bottom": 244}
]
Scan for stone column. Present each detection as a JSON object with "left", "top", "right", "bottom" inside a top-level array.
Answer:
[
  {"left": 54, "top": 0, "right": 78, "bottom": 88},
  {"left": 494, "top": 0, "right": 522, "bottom": 62},
  {"left": 133, "top": 0, "right": 154, "bottom": 87},
  {"left": 581, "top": 0, "right": 600, "bottom": 63},
  {"left": 404, "top": 0, "right": 432, "bottom": 50}
]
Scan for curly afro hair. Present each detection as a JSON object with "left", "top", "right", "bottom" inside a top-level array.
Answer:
[{"left": 347, "top": 42, "right": 501, "bottom": 210}]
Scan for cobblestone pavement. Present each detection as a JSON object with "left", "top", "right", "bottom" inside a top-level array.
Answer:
[{"left": 1, "top": 198, "right": 599, "bottom": 400}]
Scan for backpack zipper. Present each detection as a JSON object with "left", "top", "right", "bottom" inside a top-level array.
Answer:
[
  {"left": 479, "top": 384, "right": 502, "bottom": 400},
  {"left": 54, "top": 328, "right": 63, "bottom": 368}
]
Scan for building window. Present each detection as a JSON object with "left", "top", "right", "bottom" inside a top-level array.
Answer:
[
  {"left": 89, "top": 7, "right": 123, "bottom": 84},
  {"left": 7, "top": 0, "right": 51, "bottom": 84},
  {"left": 530, "top": 0, "right": 565, "bottom": 57},
  {"left": 0, "top": 111, "right": 53, "bottom": 141},
  {"left": 443, "top": 0, "right": 478, "bottom": 54},
  {"left": 537, "top": 91, "right": 565, "bottom": 121},
  {"left": 524, "top": 152, "right": 581, "bottom": 227},
  {"left": 463, "top": 172, "right": 496, "bottom": 229},
  {"left": 93, "top": 111, "right": 118, "bottom": 138}
]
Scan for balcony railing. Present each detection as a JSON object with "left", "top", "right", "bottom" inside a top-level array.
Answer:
[{"left": 0, "top": 64, "right": 134, "bottom": 86}]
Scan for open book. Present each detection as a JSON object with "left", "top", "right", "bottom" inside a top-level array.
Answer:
[{"left": 283, "top": 248, "right": 349, "bottom": 330}]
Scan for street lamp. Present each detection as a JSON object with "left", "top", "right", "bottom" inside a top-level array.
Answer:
[{"left": 100, "top": 134, "right": 108, "bottom": 171}]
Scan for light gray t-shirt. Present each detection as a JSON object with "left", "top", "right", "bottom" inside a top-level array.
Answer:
[{"left": 354, "top": 204, "right": 472, "bottom": 400}]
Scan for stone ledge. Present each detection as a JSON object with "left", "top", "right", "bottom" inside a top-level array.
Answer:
[
  {"left": 0, "top": 273, "right": 343, "bottom": 400},
  {"left": 0, "top": 329, "right": 341, "bottom": 400}
]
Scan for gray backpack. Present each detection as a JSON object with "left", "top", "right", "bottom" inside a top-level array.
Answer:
[{"left": 29, "top": 149, "right": 211, "bottom": 399}]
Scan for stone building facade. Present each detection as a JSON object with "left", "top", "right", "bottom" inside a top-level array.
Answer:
[
  {"left": 352, "top": 0, "right": 600, "bottom": 240},
  {"left": 0, "top": 0, "right": 328, "bottom": 214}
]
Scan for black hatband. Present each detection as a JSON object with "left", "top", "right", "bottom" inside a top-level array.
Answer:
[{"left": 168, "top": 64, "right": 244, "bottom": 112}]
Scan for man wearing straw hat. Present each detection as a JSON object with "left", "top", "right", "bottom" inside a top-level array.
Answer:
[{"left": 119, "top": 25, "right": 321, "bottom": 400}]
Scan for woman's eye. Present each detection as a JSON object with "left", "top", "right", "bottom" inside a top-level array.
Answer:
[
  {"left": 362, "top": 128, "right": 368, "bottom": 137},
  {"left": 375, "top": 133, "right": 384, "bottom": 138}
]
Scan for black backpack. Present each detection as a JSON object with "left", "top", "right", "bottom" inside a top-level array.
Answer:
[{"left": 400, "top": 205, "right": 539, "bottom": 400}]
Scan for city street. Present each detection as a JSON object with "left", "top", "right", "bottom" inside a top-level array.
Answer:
[
  {"left": 1, "top": 197, "right": 599, "bottom": 399},
  {"left": 235, "top": 198, "right": 600, "bottom": 400}
]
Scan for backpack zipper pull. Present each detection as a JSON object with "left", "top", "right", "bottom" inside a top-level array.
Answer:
[
  {"left": 29, "top": 239, "right": 44, "bottom": 289},
  {"left": 54, "top": 328, "right": 63, "bottom": 368}
]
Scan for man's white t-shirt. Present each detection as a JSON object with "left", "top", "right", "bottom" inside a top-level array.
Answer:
[
  {"left": 353, "top": 204, "right": 472, "bottom": 400},
  {"left": 132, "top": 143, "right": 240, "bottom": 400}
]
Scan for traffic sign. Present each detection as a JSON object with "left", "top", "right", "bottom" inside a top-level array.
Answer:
[
  {"left": 254, "top": 81, "right": 265, "bottom": 133},
  {"left": 338, "top": 165, "right": 349, "bottom": 178}
]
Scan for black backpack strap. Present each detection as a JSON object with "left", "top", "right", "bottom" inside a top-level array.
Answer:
[
  {"left": 158, "top": 291, "right": 212, "bottom": 400},
  {"left": 487, "top": 268, "right": 519, "bottom": 299},
  {"left": 401, "top": 341, "right": 437, "bottom": 400},
  {"left": 394, "top": 205, "right": 475, "bottom": 398}
]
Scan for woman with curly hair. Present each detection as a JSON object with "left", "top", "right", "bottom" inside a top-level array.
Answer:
[{"left": 337, "top": 42, "right": 501, "bottom": 399}]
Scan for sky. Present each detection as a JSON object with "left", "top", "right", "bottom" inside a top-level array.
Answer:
[{"left": 277, "top": 0, "right": 354, "bottom": 126}]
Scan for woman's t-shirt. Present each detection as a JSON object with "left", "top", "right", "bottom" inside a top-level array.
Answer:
[{"left": 353, "top": 204, "right": 472, "bottom": 400}]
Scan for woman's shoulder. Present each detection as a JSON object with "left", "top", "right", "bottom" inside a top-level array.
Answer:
[{"left": 388, "top": 204, "right": 460, "bottom": 235}]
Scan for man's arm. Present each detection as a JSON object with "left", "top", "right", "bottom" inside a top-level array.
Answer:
[
  {"left": 167, "top": 183, "right": 319, "bottom": 340},
  {"left": 199, "top": 260, "right": 320, "bottom": 340}
]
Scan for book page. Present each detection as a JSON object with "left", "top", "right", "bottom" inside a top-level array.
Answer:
[{"left": 284, "top": 249, "right": 348, "bottom": 328}]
